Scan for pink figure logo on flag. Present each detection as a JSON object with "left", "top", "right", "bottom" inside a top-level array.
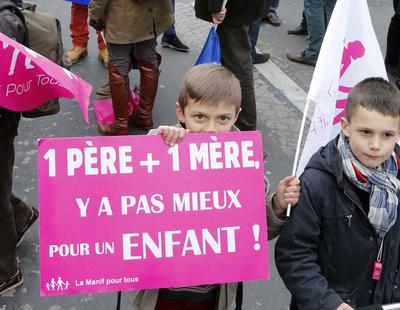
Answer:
[
  {"left": 333, "top": 40, "right": 365, "bottom": 125},
  {"left": 308, "top": 40, "right": 365, "bottom": 138},
  {"left": 0, "top": 33, "right": 92, "bottom": 121}
]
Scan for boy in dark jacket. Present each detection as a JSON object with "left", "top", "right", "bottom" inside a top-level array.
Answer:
[{"left": 275, "top": 77, "right": 400, "bottom": 310}]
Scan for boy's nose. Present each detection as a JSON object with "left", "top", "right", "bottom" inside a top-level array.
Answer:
[
  {"left": 204, "top": 122, "right": 217, "bottom": 133},
  {"left": 369, "top": 136, "right": 381, "bottom": 150}
]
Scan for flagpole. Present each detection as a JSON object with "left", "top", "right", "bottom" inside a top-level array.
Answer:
[{"left": 286, "top": 97, "right": 311, "bottom": 217}]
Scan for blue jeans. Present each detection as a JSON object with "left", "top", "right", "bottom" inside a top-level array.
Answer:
[
  {"left": 267, "top": 0, "right": 280, "bottom": 15},
  {"left": 301, "top": 11, "right": 307, "bottom": 29},
  {"left": 304, "top": 0, "right": 336, "bottom": 59},
  {"left": 248, "top": 19, "right": 261, "bottom": 59},
  {"left": 164, "top": 0, "right": 176, "bottom": 37}
]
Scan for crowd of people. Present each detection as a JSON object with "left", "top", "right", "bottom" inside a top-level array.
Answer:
[{"left": 2, "top": 0, "right": 400, "bottom": 310}]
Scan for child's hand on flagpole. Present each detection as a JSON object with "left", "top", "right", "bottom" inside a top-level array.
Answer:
[
  {"left": 336, "top": 303, "right": 354, "bottom": 310},
  {"left": 273, "top": 176, "right": 300, "bottom": 216},
  {"left": 149, "top": 126, "right": 189, "bottom": 146}
]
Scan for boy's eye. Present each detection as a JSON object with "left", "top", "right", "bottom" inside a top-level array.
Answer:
[
  {"left": 219, "top": 116, "right": 230, "bottom": 122},
  {"left": 383, "top": 133, "right": 394, "bottom": 138},
  {"left": 360, "top": 130, "right": 371, "bottom": 135},
  {"left": 194, "top": 114, "right": 205, "bottom": 120}
]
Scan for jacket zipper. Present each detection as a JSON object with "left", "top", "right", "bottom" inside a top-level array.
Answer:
[
  {"left": 343, "top": 190, "right": 377, "bottom": 236},
  {"left": 345, "top": 215, "right": 352, "bottom": 227}
]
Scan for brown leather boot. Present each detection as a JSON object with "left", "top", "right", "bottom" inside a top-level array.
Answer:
[
  {"left": 98, "top": 64, "right": 129, "bottom": 135},
  {"left": 130, "top": 54, "right": 162, "bottom": 130}
]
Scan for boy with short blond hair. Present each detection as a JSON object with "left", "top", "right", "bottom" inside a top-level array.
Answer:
[
  {"left": 177, "top": 63, "right": 241, "bottom": 113},
  {"left": 130, "top": 64, "right": 300, "bottom": 309},
  {"left": 275, "top": 77, "right": 400, "bottom": 310}
]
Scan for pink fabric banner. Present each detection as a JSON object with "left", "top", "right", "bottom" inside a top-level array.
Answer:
[
  {"left": 38, "top": 132, "right": 269, "bottom": 296},
  {"left": 0, "top": 33, "right": 92, "bottom": 122},
  {"left": 93, "top": 88, "right": 140, "bottom": 125}
]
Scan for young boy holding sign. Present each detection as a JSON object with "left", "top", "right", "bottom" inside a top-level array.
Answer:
[
  {"left": 275, "top": 78, "right": 400, "bottom": 310},
  {"left": 130, "top": 64, "right": 300, "bottom": 309}
]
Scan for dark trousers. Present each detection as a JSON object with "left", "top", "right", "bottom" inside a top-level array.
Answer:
[
  {"left": 107, "top": 38, "right": 158, "bottom": 76},
  {"left": 248, "top": 18, "right": 261, "bottom": 59},
  {"left": 385, "top": 0, "right": 400, "bottom": 73},
  {"left": 218, "top": 24, "right": 256, "bottom": 131},
  {"left": 155, "top": 294, "right": 217, "bottom": 310},
  {"left": 0, "top": 109, "right": 30, "bottom": 281}
]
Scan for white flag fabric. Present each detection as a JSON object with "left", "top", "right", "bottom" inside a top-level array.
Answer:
[{"left": 296, "top": 0, "right": 388, "bottom": 175}]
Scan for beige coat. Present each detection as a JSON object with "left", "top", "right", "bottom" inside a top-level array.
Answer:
[{"left": 89, "top": 0, "right": 173, "bottom": 44}]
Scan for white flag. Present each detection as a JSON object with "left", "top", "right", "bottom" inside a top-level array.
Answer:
[{"left": 296, "top": 0, "right": 388, "bottom": 175}]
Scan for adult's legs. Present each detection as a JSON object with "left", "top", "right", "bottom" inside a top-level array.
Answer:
[
  {"left": 161, "top": 0, "right": 189, "bottom": 51},
  {"left": 96, "top": 30, "right": 108, "bottom": 66},
  {"left": 218, "top": 24, "right": 256, "bottom": 131},
  {"left": 69, "top": 3, "right": 89, "bottom": 63},
  {"left": 70, "top": 3, "right": 89, "bottom": 48},
  {"left": 130, "top": 38, "right": 161, "bottom": 130},
  {"left": 268, "top": 0, "right": 280, "bottom": 14},
  {"left": 304, "top": 0, "right": 327, "bottom": 59},
  {"left": 386, "top": 0, "right": 400, "bottom": 75},
  {"left": 301, "top": 10, "right": 307, "bottom": 29},
  {"left": 288, "top": 10, "right": 308, "bottom": 35},
  {"left": 98, "top": 43, "right": 132, "bottom": 135},
  {"left": 164, "top": 0, "right": 176, "bottom": 37},
  {"left": 248, "top": 19, "right": 261, "bottom": 60},
  {"left": 0, "top": 110, "right": 20, "bottom": 283},
  {"left": 248, "top": 19, "right": 270, "bottom": 64},
  {"left": 264, "top": 0, "right": 281, "bottom": 26}
]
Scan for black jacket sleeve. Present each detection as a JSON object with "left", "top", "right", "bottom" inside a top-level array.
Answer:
[
  {"left": 208, "top": 0, "right": 223, "bottom": 13},
  {"left": 274, "top": 178, "right": 344, "bottom": 310}
]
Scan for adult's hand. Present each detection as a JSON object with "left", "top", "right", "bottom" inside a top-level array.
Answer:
[{"left": 212, "top": 8, "right": 226, "bottom": 24}]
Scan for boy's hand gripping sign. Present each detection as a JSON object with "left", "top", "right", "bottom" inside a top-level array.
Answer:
[{"left": 38, "top": 132, "right": 269, "bottom": 296}]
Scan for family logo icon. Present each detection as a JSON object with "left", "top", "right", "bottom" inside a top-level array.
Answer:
[{"left": 45, "top": 277, "right": 70, "bottom": 291}]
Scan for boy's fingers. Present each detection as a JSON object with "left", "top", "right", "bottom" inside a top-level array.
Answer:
[
  {"left": 168, "top": 128, "right": 184, "bottom": 146},
  {"left": 178, "top": 129, "right": 186, "bottom": 142},
  {"left": 164, "top": 128, "right": 177, "bottom": 144}
]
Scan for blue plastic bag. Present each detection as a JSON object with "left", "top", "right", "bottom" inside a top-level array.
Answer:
[
  {"left": 195, "top": 25, "right": 221, "bottom": 65},
  {"left": 64, "top": 0, "right": 90, "bottom": 6}
]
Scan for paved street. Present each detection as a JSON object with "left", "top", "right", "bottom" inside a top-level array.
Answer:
[{"left": 0, "top": 0, "right": 395, "bottom": 309}]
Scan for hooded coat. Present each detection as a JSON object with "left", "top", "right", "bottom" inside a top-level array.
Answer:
[
  {"left": 275, "top": 136, "right": 400, "bottom": 310},
  {"left": 89, "top": 0, "right": 173, "bottom": 45}
]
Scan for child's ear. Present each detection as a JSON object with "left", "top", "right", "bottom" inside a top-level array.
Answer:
[
  {"left": 341, "top": 117, "right": 350, "bottom": 137},
  {"left": 176, "top": 102, "right": 186, "bottom": 124},
  {"left": 234, "top": 108, "right": 241, "bottom": 123}
]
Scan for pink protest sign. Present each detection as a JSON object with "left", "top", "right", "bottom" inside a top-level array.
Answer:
[
  {"left": 38, "top": 131, "right": 269, "bottom": 296},
  {"left": 0, "top": 33, "right": 92, "bottom": 122}
]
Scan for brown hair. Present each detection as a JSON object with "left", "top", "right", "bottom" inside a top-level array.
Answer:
[
  {"left": 178, "top": 64, "right": 241, "bottom": 113},
  {"left": 346, "top": 77, "right": 400, "bottom": 121}
]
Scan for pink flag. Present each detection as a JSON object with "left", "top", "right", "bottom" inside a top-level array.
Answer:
[
  {"left": 93, "top": 88, "right": 140, "bottom": 125},
  {"left": 0, "top": 33, "right": 92, "bottom": 122}
]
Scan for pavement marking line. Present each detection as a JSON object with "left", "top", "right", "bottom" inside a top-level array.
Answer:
[{"left": 254, "top": 61, "right": 308, "bottom": 115}]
